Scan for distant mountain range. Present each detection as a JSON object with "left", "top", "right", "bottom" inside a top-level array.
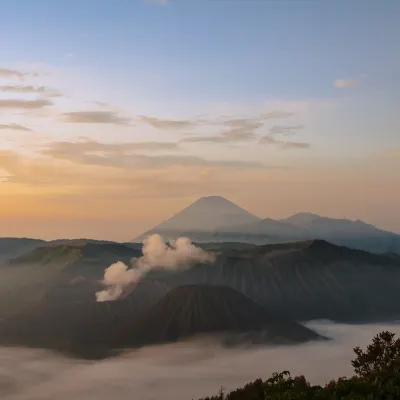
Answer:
[
  {"left": 134, "top": 196, "right": 400, "bottom": 254},
  {"left": 2, "top": 238, "right": 400, "bottom": 322},
  {"left": 1, "top": 196, "right": 400, "bottom": 358},
  {"left": 1, "top": 237, "right": 400, "bottom": 357}
]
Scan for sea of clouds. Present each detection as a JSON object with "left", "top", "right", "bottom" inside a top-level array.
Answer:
[{"left": 1, "top": 321, "right": 400, "bottom": 400}]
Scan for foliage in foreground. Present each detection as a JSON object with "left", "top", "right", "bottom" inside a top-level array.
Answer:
[{"left": 197, "top": 331, "right": 400, "bottom": 400}]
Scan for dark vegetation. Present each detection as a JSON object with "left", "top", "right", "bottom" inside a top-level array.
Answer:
[{"left": 197, "top": 331, "right": 400, "bottom": 400}]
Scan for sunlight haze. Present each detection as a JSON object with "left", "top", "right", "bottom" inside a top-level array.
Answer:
[{"left": 1, "top": 0, "right": 399, "bottom": 241}]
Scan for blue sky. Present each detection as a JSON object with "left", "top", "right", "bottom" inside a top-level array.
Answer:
[
  {"left": 2, "top": 0, "right": 399, "bottom": 103},
  {"left": 0, "top": 0, "right": 399, "bottom": 239}
]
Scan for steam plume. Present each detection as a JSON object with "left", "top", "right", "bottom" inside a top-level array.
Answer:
[{"left": 95, "top": 234, "right": 215, "bottom": 302}]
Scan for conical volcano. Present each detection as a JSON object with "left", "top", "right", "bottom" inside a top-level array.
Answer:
[{"left": 134, "top": 196, "right": 260, "bottom": 241}]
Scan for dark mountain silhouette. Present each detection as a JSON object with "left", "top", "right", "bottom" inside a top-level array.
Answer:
[
  {"left": 134, "top": 196, "right": 260, "bottom": 242},
  {"left": 155, "top": 240, "right": 400, "bottom": 322},
  {"left": 0, "top": 284, "right": 323, "bottom": 358},
  {"left": 119, "top": 285, "right": 324, "bottom": 348}
]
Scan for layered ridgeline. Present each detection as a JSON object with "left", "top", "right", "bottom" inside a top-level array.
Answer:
[
  {"left": 0, "top": 285, "right": 324, "bottom": 358},
  {"left": 154, "top": 240, "right": 400, "bottom": 322},
  {"left": 0, "top": 241, "right": 143, "bottom": 318},
  {"left": 1, "top": 236, "right": 400, "bottom": 357},
  {"left": 134, "top": 196, "right": 400, "bottom": 254},
  {"left": 4, "top": 237, "right": 400, "bottom": 323}
]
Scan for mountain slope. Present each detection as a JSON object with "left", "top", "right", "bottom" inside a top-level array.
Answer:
[
  {"left": 0, "top": 242, "right": 142, "bottom": 317},
  {"left": 0, "top": 284, "right": 322, "bottom": 358},
  {"left": 282, "top": 212, "right": 393, "bottom": 237},
  {"left": 210, "top": 213, "right": 400, "bottom": 253},
  {"left": 134, "top": 196, "right": 260, "bottom": 241},
  {"left": 155, "top": 240, "right": 400, "bottom": 322},
  {"left": 118, "top": 285, "right": 324, "bottom": 348},
  {"left": 9, "top": 241, "right": 141, "bottom": 279},
  {"left": 0, "top": 238, "right": 46, "bottom": 263},
  {"left": 0, "top": 280, "right": 170, "bottom": 359}
]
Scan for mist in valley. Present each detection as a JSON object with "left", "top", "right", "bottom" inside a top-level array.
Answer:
[{"left": 1, "top": 321, "right": 400, "bottom": 400}]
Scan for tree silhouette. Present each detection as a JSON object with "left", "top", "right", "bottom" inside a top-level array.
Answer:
[{"left": 197, "top": 331, "right": 400, "bottom": 400}]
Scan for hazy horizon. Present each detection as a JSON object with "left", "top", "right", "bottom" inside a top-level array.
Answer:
[
  {"left": 3, "top": 196, "right": 400, "bottom": 242},
  {"left": 1, "top": 0, "right": 399, "bottom": 241}
]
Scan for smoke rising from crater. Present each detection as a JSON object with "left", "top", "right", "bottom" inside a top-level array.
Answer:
[{"left": 95, "top": 234, "right": 215, "bottom": 302}]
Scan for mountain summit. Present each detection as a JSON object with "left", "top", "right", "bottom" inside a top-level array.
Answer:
[{"left": 134, "top": 196, "right": 260, "bottom": 242}]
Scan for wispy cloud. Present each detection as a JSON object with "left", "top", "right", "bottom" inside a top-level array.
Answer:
[
  {"left": 62, "top": 111, "right": 132, "bottom": 125},
  {"left": 0, "top": 98, "right": 53, "bottom": 109},
  {"left": 0, "top": 85, "right": 62, "bottom": 97},
  {"left": 0, "top": 67, "right": 40, "bottom": 80},
  {"left": 259, "top": 110, "right": 295, "bottom": 119},
  {"left": 138, "top": 115, "right": 197, "bottom": 130},
  {"left": 333, "top": 79, "right": 357, "bottom": 88},
  {"left": 0, "top": 123, "right": 31, "bottom": 131},
  {"left": 259, "top": 136, "right": 310, "bottom": 149},
  {"left": 269, "top": 125, "right": 304, "bottom": 136},
  {"left": 40, "top": 139, "right": 266, "bottom": 170},
  {"left": 138, "top": 108, "right": 294, "bottom": 133},
  {"left": 181, "top": 120, "right": 262, "bottom": 144}
]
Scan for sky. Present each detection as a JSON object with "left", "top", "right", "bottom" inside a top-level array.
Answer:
[{"left": 0, "top": 0, "right": 399, "bottom": 240}]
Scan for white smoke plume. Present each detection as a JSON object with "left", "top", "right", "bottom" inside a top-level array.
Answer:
[{"left": 95, "top": 234, "right": 215, "bottom": 302}]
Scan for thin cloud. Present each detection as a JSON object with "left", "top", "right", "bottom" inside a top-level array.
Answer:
[
  {"left": 333, "top": 79, "right": 357, "bottom": 88},
  {"left": 260, "top": 110, "right": 294, "bottom": 119},
  {"left": 0, "top": 123, "right": 31, "bottom": 131},
  {"left": 138, "top": 116, "right": 197, "bottom": 130},
  {"left": 0, "top": 98, "right": 53, "bottom": 109},
  {"left": 62, "top": 111, "right": 132, "bottom": 125},
  {"left": 0, "top": 67, "right": 40, "bottom": 80},
  {"left": 41, "top": 139, "right": 265, "bottom": 170},
  {"left": 269, "top": 125, "right": 304, "bottom": 136},
  {"left": 137, "top": 109, "right": 295, "bottom": 133},
  {"left": 0, "top": 85, "right": 62, "bottom": 97},
  {"left": 259, "top": 136, "right": 310, "bottom": 149},
  {"left": 181, "top": 120, "right": 262, "bottom": 144}
]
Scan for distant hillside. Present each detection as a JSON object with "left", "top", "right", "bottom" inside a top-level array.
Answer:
[
  {"left": 9, "top": 241, "right": 141, "bottom": 279},
  {"left": 134, "top": 196, "right": 260, "bottom": 242},
  {"left": 0, "top": 242, "right": 142, "bottom": 317},
  {"left": 154, "top": 240, "right": 400, "bottom": 322},
  {"left": 0, "top": 284, "right": 323, "bottom": 358},
  {"left": 0, "top": 237, "right": 46, "bottom": 263}
]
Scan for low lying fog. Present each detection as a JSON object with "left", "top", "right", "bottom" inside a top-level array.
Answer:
[{"left": 1, "top": 321, "right": 400, "bottom": 400}]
